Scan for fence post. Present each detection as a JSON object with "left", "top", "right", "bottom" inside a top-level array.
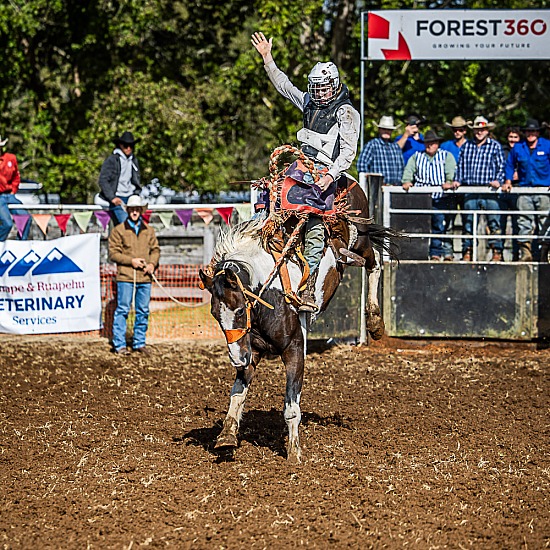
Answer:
[{"left": 359, "top": 172, "right": 368, "bottom": 344}]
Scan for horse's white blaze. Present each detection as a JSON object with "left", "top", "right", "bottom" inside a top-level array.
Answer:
[
  {"left": 219, "top": 302, "right": 236, "bottom": 331},
  {"left": 219, "top": 303, "right": 247, "bottom": 365}
]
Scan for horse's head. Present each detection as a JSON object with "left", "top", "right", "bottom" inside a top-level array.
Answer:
[{"left": 199, "top": 264, "right": 253, "bottom": 368}]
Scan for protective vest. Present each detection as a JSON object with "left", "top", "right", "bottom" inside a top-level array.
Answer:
[{"left": 298, "top": 84, "right": 352, "bottom": 166}]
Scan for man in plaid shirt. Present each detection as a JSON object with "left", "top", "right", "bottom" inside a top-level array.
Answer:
[
  {"left": 453, "top": 116, "right": 505, "bottom": 262},
  {"left": 357, "top": 115, "right": 404, "bottom": 185}
]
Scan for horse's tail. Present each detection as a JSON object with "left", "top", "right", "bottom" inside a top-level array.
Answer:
[{"left": 366, "top": 223, "right": 406, "bottom": 262}]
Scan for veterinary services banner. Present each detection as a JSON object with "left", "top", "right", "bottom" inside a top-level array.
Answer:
[
  {"left": 0, "top": 233, "right": 101, "bottom": 334},
  {"left": 366, "top": 10, "right": 550, "bottom": 60}
]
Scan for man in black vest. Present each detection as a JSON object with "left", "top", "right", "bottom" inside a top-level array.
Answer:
[{"left": 252, "top": 31, "right": 361, "bottom": 312}]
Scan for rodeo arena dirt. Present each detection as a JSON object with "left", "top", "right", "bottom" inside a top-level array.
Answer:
[
  {"left": 1, "top": 174, "right": 550, "bottom": 549},
  {"left": 0, "top": 335, "right": 548, "bottom": 549}
]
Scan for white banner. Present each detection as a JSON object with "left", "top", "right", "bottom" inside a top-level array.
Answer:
[
  {"left": 0, "top": 234, "right": 102, "bottom": 334},
  {"left": 366, "top": 10, "right": 550, "bottom": 60}
]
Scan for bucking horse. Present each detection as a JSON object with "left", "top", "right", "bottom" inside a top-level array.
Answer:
[{"left": 199, "top": 146, "right": 401, "bottom": 463}]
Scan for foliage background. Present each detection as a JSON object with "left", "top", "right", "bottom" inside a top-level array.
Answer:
[{"left": 1, "top": 0, "right": 548, "bottom": 201}]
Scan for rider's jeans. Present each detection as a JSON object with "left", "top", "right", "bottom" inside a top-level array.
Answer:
[
  {"left": 462, "top": 194, "right": 503, "bottom": 252},
  {"left": 304, "top": 216, "right": 325, "bottom": 272},
  {"left": 0, "top": 193, "right": 31, "bottom": 241},
  {"left": 112, "top": 281, "right": 151, "bottom": 351}
]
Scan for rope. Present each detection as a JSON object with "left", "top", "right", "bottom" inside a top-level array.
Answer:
[
  {"left": 151, "top": 271, "right": 210, "bottom": 308},
  {"left": 256, "top": 216, "right": 308, "bottom": 302}
]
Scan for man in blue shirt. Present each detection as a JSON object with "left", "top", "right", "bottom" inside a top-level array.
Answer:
[
  {"left": 441, "top": 116, "right": 469, "bottom": 162},
  {"left": 395, "top": 114, "right": 425, "bottom": 164},
  {"left": 503, "top": 118, "right": 550, "bottom": 261},
  {"left": 453, "top": 116, "right": 506, "bottom": 262}
]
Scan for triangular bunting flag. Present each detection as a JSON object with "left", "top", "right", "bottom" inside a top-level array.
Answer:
[
  {"left": 73, "top": 211, "right": 93, "bottom": 232},
  {"left": 94, "top": 210, "right": 111, "bottom": 230},
  {"left": 195, "top": 208, "right": 213, "bottom": 226},
  {"left": 236, "top": 205, "right": 252, "bottom": 222},
  {"left": 216, "top": 207, "right": 234, "bottom": 225},
  {"left": 12, "top": 214, "right": 30, "bottom": 238},
  {"left": 32, "top": 214, "right": 52, "bottom": 236},
  {"left": 54, "top": 214, "right": 72, "bottom": 234},
  {"left": 142, "top": 209, "right": 152, "bottom": 224},
  {"left": 158, "top": 211, "right": 174, "bottom": 229},
  {"left": 175, "top": 209, "right": 193, "bottom": 228}
]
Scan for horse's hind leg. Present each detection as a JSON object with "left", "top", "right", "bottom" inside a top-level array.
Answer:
[
  {"left": 366, "top": 248, "right": 385, "bottom": 340},
  {"left": 282, "top": 337, "right": 305, "bottom": 464},
  {"left": 215, "top": 364, "right": 256, "bottom": 450}
]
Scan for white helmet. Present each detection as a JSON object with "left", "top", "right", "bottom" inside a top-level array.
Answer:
[{"left": 307, "top": 62, "right": 340, "bottom": 106}]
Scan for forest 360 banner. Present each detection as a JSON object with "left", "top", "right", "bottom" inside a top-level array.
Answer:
[
  {"left": 366, "top": 10, "right": 550, "bottom": 60},
  {"left": 0, "top": 233, "right": 101, "bottom": 334}
]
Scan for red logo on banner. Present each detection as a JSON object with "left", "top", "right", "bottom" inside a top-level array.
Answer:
[{"left": 368, "top": 13, "right": 412, "bottom": 60}]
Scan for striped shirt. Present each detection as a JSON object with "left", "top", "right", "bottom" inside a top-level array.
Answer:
[
  {"left": 356, "top": 137, "right": 404, "bottom": 185},
  {"left": 455, "top": 138, "right": 505, "bottom": 186},
  {"left": 402, "top": 149, "right": 456, "bottom": 199}
]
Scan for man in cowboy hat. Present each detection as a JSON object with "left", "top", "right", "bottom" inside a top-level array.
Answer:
[
  {"left": 503, "top": 118, "right": 550, "bottom": 261},
  {"left": 99, "top": 131, "right": 142, "bottom": 226},
  {"left": 357, "top": 115, "right": 404, "bottom": 185},
  {"left": 395, "top": 114, "right": 426, "bottom": 164},
  {"left": 108, "top": 195, "right": 160, "bottom": 355},
  {"left": 441, "top": 116, "right": 470, "bottom": 161},
  {"left": 402, "top": 130, "right": 457, "bottom": 261},
  {"left": 0, "top": 134, "right": 31, "bottom": 241},
  {"left": 453, "top": 115, "right": 506, "bottom": 262}
]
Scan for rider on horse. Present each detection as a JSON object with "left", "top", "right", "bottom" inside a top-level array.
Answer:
[{"left": 251, "top": 31, "right": 362, "bottom": 313}]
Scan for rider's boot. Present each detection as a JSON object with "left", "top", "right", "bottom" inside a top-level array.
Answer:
[{"left": 298, "top": 270, "right": 319, "bottom": 313}]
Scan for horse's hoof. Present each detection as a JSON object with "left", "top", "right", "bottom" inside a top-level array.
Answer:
[
  {"left": 367, "top": 314, "right": 385, "bottom": 340},
  {"left": 369, "top": 328, "right": 385, "bottom": 341},
  {"left": 214, "top": 433, "right": 238, "bottom": 449},
  {"left": 287, "top": 443, "right": 302, "bottom": 464}
]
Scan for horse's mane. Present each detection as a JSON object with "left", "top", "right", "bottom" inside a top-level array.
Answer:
[{"left": 211, "top": 217, "right": 265, "bottom": 275}]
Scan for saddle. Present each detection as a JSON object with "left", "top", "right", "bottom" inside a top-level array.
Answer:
[{"left": 253, "top": 145, "right": 370, "bottom": 308}]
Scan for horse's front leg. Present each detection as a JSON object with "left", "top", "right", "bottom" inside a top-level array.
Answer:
[
  {"left": 365, "top": 248, "right": 385, "bottom": 340},
  {"left": 215, "top": 355, "right": 258, "bottom": 450},
  {"left": 281, "top": 337, "right": 305, "bottom": 464}
]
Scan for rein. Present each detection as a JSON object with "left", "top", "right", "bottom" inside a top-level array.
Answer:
[{"left": 215, "top": 269, "right": 274, "bottom": 344}]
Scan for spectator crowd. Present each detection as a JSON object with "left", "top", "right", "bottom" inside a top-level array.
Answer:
[{"left": 357, "top": 114, "right": 550, "bottom": 262}]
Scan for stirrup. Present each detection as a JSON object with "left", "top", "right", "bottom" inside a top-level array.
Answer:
[
  {"left": 298, "top": 300, "right": 319, "bottom": 313},
  {"left": 338, "top": 248, "right": 366, "bottom": 267},
  {"left": 298, "top": 289, "right": 319, "bottom": 313}
]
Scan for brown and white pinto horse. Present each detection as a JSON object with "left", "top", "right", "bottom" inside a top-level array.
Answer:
[{"left": 199, "top": 178, "right": 400, "bottom": 463}]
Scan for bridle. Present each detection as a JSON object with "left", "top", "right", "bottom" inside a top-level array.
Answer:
[{"left": 215, "top": 269, "right": 274, "bottom": 344}]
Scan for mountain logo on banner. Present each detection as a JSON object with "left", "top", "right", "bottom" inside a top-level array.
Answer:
[
  {"left": 0, "top": 250, "right": 17, "bottom": 276},
  {"left": 32, "top": 247, "right": 83, "bottom": 275},
  {"left": 0, "top": 247, "right": 83, "bottom": 278},
  {"left": 8, "top": 250, "right": 42, "bottom": 276}
]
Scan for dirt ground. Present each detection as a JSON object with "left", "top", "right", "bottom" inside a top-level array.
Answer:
[{"left": 0, "top": 335, "right": 548, "bottom": 549}]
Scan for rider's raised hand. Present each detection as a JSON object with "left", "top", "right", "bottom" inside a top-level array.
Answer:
[{"left": 251, "top": 32, "right": 273, "bottom": 64}]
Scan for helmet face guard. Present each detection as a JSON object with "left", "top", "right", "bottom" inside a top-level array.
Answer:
[{"left": 307, "top": 62, "right": 340, "bottom": 106}]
